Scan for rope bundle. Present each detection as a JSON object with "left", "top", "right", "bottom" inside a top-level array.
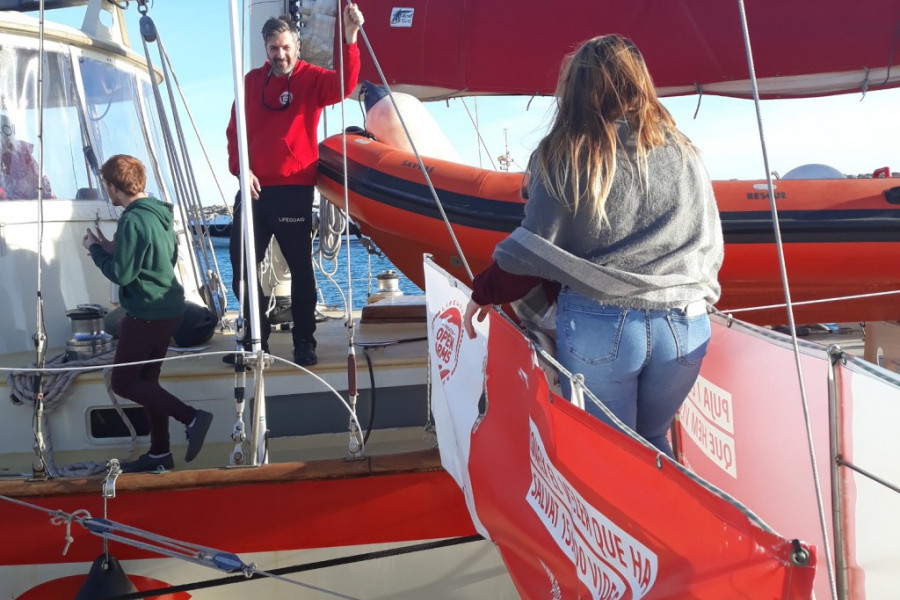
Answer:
[
  {"left": 6, "top": 348, "right": 138, "bottom": 477},
  {"left": 7, "top": 350, "right": 115, "bottom": 411}
]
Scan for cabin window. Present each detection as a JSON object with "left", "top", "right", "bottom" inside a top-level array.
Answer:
[
  {"left": 88, "top": 406, "right": 150, "bottom": 439},
  {"left": 0, "top": 43, "right": 88, "bottom": 200}
]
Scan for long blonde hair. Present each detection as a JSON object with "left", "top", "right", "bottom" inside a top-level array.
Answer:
[{"left": 532, "top": 35, "right": 693, "bottom": 223}]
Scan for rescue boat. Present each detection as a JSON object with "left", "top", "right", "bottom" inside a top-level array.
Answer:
[{"left": 318, "top": 130, "right": 900, "bottom": 325}]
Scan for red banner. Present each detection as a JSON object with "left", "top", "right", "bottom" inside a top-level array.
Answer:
[{"left": 425, "top": 261, "right": 816, "bottom": 599}]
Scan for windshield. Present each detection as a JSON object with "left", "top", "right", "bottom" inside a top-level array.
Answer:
[
  {"left": 0, "top": 40, "right": 173, "bottom": 202},
  {"left": 0, "top": 44, "right": 83, "bottom": 200},
  {"left": 81, "top": 57, "right": 173, "bottom": 201}
]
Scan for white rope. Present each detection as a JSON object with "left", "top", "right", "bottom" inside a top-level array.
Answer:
[
  {"left": 317, "top": 199, "right": 347, "bottom": 264},
  {"left": 7, "top": 350, "right": 116, "bottom": 411},
  {"left": 5, "top": 349, "right": 140, "bottom": 477}
]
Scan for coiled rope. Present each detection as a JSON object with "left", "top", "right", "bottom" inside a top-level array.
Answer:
[{"left": 6, "top": 349, "right": 139, "bottom": 476}]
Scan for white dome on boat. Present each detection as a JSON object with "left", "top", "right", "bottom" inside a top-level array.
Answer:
[{"left": 782, "top": 164, "right": 845, "bottom": 179}]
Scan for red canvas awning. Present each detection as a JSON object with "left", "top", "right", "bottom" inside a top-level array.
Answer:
[{"left": 356, "top": 0, "right": 900, "bottom": 99}]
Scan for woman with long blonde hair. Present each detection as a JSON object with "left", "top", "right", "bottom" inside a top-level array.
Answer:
[{"left": 463, "top": 35, "right": 724, "bottom": 457}]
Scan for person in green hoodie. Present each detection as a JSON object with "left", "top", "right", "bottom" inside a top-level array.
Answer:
[{"left": 82, "top": 154, "right": 213, "bottom": 473}]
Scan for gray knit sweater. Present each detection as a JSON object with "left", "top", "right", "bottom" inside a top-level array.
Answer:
[{"left": 494, "top": 137, "right": 724, "bottom": 310}]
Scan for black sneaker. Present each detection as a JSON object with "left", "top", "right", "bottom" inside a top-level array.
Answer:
[
  {"left": 293, "top": 341, "right": 318, "bottom": 366},
  {"left": 185, "top": 410, "right": 213, "bottom": 462},
  {"left": 121, "top": 452, "right": 174, "bottom": 473}
]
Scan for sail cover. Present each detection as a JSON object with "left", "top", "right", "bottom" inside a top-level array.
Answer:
[
  {"left": 356, "top": 0, "right": 900, "bottom": 99},
  {"left": 425, "top": 259, "right": 816, "bottom": 599}
]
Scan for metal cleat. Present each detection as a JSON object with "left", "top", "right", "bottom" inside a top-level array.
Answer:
[{"left": 102, "top": 459, "right": 122, "bottom": 499}]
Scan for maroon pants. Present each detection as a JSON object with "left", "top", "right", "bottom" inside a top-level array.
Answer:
[{"left": 110, "top": 314, "right": 196, "bottom": 455}]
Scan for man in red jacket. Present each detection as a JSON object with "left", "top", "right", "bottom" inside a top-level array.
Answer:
[{"left": 225, "top": 3, "right": 363, "bottom": 366}]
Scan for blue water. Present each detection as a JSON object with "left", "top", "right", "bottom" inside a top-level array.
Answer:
[{"left": 207, "top": 236, "right": 422, "bottom": 312}]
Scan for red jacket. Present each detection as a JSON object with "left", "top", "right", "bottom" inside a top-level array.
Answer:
[{"left": 226, "top": 42, "right": 361, "bottom": 187}]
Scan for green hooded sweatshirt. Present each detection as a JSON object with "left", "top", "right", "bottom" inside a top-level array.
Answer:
[{"left": 89, "top": 196, "right": 185, "bottom": 320}]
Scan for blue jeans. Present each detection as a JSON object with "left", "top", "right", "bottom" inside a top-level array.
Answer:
[{"left": 555, "top": 288, "right": 710, "bottom": 457}]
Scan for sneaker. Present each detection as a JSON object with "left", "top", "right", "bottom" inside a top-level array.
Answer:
[
  {"left": 222, "top": 343, "right": 269, "bottom": 365},
  {"left": 185, "top": 410, "right": 213, "bottom": 462},
  {"left": 121, "top": 452, "right": 174, "bottom": 473},
  {"left": 293, "top": 341, "right": 318, "bottom": 366}
]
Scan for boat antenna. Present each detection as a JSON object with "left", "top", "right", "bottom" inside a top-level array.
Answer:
[{"left": 736, "top": 1, "right": 838, "bottom": 598}]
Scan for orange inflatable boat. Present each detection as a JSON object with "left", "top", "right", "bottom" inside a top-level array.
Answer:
[{"left": 318, "top": 130, "right": 900, "bottom": 325}]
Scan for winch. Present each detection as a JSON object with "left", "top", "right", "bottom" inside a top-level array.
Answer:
[
  {"left": 367, "top": 270, "right": 404, "bottom": 304},
  {"left": 66, "top": 304, "right": 114, "bottom": 361}
]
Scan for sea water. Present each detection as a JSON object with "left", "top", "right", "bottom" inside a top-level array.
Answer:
[{"left": 207, "top": 236, "right": 422, "bottom": 312}]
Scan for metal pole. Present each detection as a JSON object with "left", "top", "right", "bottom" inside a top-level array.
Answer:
[{"left": 227, "top": 0, "right": 268, "bottom": 465}]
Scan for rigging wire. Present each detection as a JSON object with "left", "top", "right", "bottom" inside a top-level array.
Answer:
[
  {"left": 343, "top": 4, "right": 476, "bottom": 284},
  {"left": 155, "top": 33, "right": 229, "bottom": 315},
  {"left": 0, "top": 492, "right": 483, "bottom": 600},
  {"left": 102, "top": 535, "right": 484, "bottom": 600},
  {"left": 717, "top": 288, "right": 900, "bottom": 316},
  {"left": 137, "top": 14, "right": 224, "bottom": 318},
  {"left": 30, "top": 0, "right": 50, "bottom": 481},
  {"left": 458, "top": 97, "right": 499, "bottom": 171},
  {"left": 734, "top": 1, "right": 838, "bottom": 598},
  {"left": 0, "top": 494, "right": 362, "bottom": 600},
  {"left": 159, "top": 46, "right": 231, "bottom": 216},
  {"left": 337, "top": 0, "right": 364, "bottom": 458}
]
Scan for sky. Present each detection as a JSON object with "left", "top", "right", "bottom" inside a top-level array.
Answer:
[{"left": 31, "top": 1, "right": 900, "bottom": 206}]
